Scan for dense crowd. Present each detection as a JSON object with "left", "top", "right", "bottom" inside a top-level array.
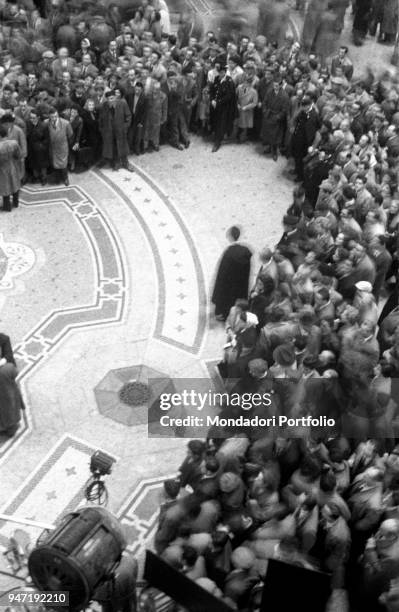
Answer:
[
  {"left": 150, "top": 7, "right": 399, "bottom": 612},
  {"left": 1, "top": 0, "right": 399, "bottom": 611},
  {"left": 0, "top": 0, "right": 397, "bottom": 208}
]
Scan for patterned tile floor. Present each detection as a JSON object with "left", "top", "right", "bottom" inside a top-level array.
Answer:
[{"left": 0, "top": 137, "right": 292, "bottom": 582}]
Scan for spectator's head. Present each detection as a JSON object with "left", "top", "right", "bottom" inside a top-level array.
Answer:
[{"left": 57, "top": 47, "right": 69, "bottom": 60}]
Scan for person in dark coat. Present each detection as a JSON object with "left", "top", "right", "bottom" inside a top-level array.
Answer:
[
  {"left": 26, "top": 108, "right": 49, "bottom": 185},
  {"left": 0, "top": 332, "right": 24, "bottom": 437},
  {"left": 210, "top": 63, "right": 237, "bottom": 153},
  {"left": 81, "top": 99, "right": 101, "bottom": 166},
  {"left": 68, "top": 106, "right": 83, "bottom": 172},
  {"left": 352, "top": 0, "right": 373, "bottom": 45},
  {"left": 127, "top": 82, "right": 148, "bottom": 155},
  {"left": 261, "top": 77, "right": 290, "bottom": 161},
  {"left": 98, "top": 90, "right": 134, "bottom": 171},
  {"left": 212, "top": 226, "right": 252, "bottom": 321},
  {"left": 277, "top": 214, "right": 305, "bottom": 270},
  {"left": 290, "top": 96, "right": 320, "bottom": 181}
]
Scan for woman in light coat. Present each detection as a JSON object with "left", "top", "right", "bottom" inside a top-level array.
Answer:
[
  {"left": 236, "top": 78, "right": 258, "bottom": 143},
  {"left": 0, "top": 124, "right": 21, "bottom": 212}
]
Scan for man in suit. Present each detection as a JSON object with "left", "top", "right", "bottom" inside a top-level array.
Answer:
[
  {"left": 209, "top": 63, "right": 237, "bottom": 153},
  {"left": 350, "top": 102, "right": 366, "bottom": 142},
  {"left": 23, "top": 73, "right": 40, "bottom": 105},
  {"left": 290, "top": 96, "right": 320, "bottom": 181},
  {"left": 330, "top": 45, "right": 354, "bottom": 80},
  {"left": 76, "top": 54, "right": 99, "bottom": 80},
  {"left": 51, "top": 47, "right": 76, "bottom": 81},
  {"left": 14, "top": 97, "right": 33, "bottom": 128},
  {"left": 128, "top": 82, "right": 148, "bottom": 155},
  {"left": 70, "top": 81, "right": 87, "bottom": 109},
  {"left": 261, "top": 77, "right": 289, "bottom": 161},
  {"left": 277, "top": 214, "right": 304, "bottom": 270},
  {"left": 100, "top": 40, "right": 120, "bottom": 71},
  {"left": 386, "top": 124, "right": 399, "bottom": 158}
]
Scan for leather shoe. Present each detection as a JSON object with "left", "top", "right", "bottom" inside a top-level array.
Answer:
[
  {"left": 212, "top": 144, "right": 220, "bottom": 153},
  {"left": 64, "top": 177, "right": 69, "bottom": 186},
  {"left": 272, "top": 152, "right": 278, "bottom": 162},
  {"left": 123, "top": 163, "right": 135, "bottom": 173},
  {"left": 177, "top": 144, "right": 184, "bottom": 151}
]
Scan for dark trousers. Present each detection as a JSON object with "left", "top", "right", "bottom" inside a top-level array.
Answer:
[
  {"left": 32, "top": 167, "right": 47, "bottom": 182},
  {"left": 129, "top": 123, "right": 143, "bottom": 155},
  {"left": 294, "top": 155, "right": 304, "bottom": 180},
  {"left": 55, "top": 168, "right": 68, "bottom": 183},
  {"left": 168, "top": 110, "right": 189, "bottom": 147},
  {"left": 3, "top": 191, "right": 19, "bottom": 211}
]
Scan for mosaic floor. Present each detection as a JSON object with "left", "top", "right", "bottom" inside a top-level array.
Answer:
[{"left": 0, "top": 136, "right": 293, "bottom": 578}]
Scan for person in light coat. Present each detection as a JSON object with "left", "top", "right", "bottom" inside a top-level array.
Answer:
[
  {"left": 1, "top": 113, "right": 27, "bottom": 182},
  {"left": 0, "top": 124, "right": 21, "bottom": 211},
  {"left": 236, "top": 77, "right": 258, "bottom": 143},
  {"left": 46, "top": 107, "right": 73, "bottom": 186}
]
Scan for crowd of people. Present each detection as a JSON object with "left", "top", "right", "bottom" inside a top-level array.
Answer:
[
  {"left": 0, "top": 0, "right": 397, "bottom": 208},
  {"left": 150, "top": 5, "right": 399, "bottom": 612}
]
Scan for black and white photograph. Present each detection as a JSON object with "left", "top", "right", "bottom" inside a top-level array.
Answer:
[{"left": 0, "top": 0, "right": 399, "bottom": 610}]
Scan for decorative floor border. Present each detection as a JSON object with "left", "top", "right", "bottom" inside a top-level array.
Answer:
[
  {"left": 97, "top": 166, "right": 207, "bottom": 355},
  {"left": 0, "top": 185, "right": 127, "bottom": 459}
]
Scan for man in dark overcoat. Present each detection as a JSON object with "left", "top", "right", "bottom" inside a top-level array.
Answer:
[
  {"left": 290, "top": 96, "right": 320, "bottom": 181},
  {"left": 261, "top": 77, "right": 290, "bottom": 160},
  {"left": 126, "top": 82, "right": 148, "bottom": 155},
  {"left": 26, "top": 108, "right": 49, "bottom": 185},
  {"left": 209, "top": 63, "right": 237, "bottom": 153},
  {"left": 98, "top": 90, "right": 134, "bottom": 171},
  {"left": 212, "top": 226, "right": 252, "bottom": 321}
]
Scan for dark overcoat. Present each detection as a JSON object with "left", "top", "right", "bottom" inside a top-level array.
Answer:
[
  {"left": 99, "top": 99, "right": 131, "bottom": 159},
  {"left": 26, "top": 120, "right": 49, "bottom": 170},
  {"left": 261, "top": 88, "right": 290, "bottom": 146},
  {"left": 291, "top": 108, "right": 320, "bottom": 159},
  {"left": 212, "top": 243, "right": 252, "bottom": 318}
]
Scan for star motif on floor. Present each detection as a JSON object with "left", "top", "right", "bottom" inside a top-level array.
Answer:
[
  {"left": 174, "top": 262, "right": 182, "bottom": 268},
  {"left": 144, "top": 198, "right": 151, "bottom": 203},
  {"left": 159, "top": 222, "right": 167, "bottom": 227},
  {"left": 177, "top": 293, "right": 186, "bottom": 299},
  {"left": 65, "top": 466, "right": 77, "bottom": 476},
  {"left": 165, "top": 234, "right": 173, "bottom": 240},
  {"left": 176, "top": 277, "right": 185, "bottom": 283},
  {"left": 152, "top": 210, "right": 159, "bottom": 215},
  {"left": 134, "top": 187, "right": 141, "bottom": 192},
  {"left": 46, "top": 490, "right": 57, "bottom": 500},
  {"left": 123, "top": 177, "right": 132, "bottom": 182},
  {"left": 177, "top": 309, "right": 186, "bottom": 315},
  {"left": 175, "top": 325, "right": 184, "bottom": 332},
  {"left": 170, "top": 248, "right": 178, "bottom": 254}
]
